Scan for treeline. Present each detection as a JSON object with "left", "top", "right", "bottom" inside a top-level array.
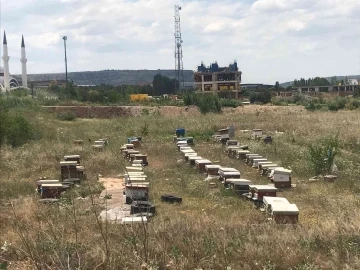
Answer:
[
  {"left": 49, "top": 74, "right": 182, "bottom": 103},
  {"left": 293, "top": 77, "right": 330, "bottom": 87}
]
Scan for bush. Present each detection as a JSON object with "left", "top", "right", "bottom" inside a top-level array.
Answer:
[
  {"left": 56, "top": 111, "right": 77, "bottom": 121},
  {"left": 220, "top": 98, "right": 242, "bottom": 108},
  {"left": 182, "top": 92, "right": 222, "bottom": 114},
  {"left": 249, "top": 90, "right": 272, "bottom": 104},
  {"left": 308, "top": 134, "right": 339, "bottom": 175}
]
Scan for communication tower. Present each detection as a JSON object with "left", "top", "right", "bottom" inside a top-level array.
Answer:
[{"left": 174, "top": 5, "right": 184, "bottom": 91}]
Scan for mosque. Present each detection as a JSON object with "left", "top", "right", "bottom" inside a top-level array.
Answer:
[{"left": 0, "top": 32, "right": 28, "bottom": 92}]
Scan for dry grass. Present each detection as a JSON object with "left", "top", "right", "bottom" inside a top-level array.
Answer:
[{"left": 1, "top": 105, "right": 360, "bottom": 269}]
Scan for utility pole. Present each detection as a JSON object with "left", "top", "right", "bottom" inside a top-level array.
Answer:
[
  {"left": 62, "top": 36, "right": 68, "bottom": 88},
  {"left": 174, "top": 5, "right": 184, "bottom": 92}
]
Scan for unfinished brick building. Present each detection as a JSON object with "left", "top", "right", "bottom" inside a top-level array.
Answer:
[{"left": 194, "top": 61, "right": 242, "bottom": 99}]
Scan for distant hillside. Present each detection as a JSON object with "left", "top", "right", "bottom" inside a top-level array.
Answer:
[
  {"left": 280, "top": 75, "right": 360, "bottom": 88},
  {"left": 17, "top": 70, "right": 195, "bottom": 86}
]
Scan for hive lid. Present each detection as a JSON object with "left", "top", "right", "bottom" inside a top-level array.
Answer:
[
  {"left": 249, "top": 156, "right": 263, "bottom": 160},
  {"left": 236, "top": 150, "right": 250, "bottom": 154},
  {"left": 37, "top": 180, "right": 60, "bottom": 184},
  {"left": 274, "top": 168, "right": 292, "bottom": 174},
  {"left": 223, "top": 171, "right": 240, "bottom": 175},
  {"left": 272, "top": 204, "right": 299, "bottom": 214},
  {"left": 253, "top": 129, "right": 262, "bottom": 131},
  {"left": 254, "top": 186, "right": 278, "bottom": 191},
  {"left": 228, "top": 179, "right": 252, "bottom": 185},
  {"left": 126, "top": 144, "right": 134, "bottom": 147},
  {"left": 189, "top": 156, "right": 203, "bottom": 160},
  {"left": 181, "top": 150, "right": 195, "bottom": 153},
  {"left": 64, "top": 155, "right": 80, "bottom": 159},
  {"left": 263, "top": 196, "right": 290, "bottom": 205},
  {"left": 219, "top": 167, "right": 238, "bottom": 172},
  {"left": 245, "top": 153, "right": 259, "bottom": 157},
  {"left": 125, "top": 184, "right": 149, "bottom": 188},
  {"left": 60, "top": 161, "right": 78, "bottom": 166},
  {"left": 121, "top": 217, "right": 148, "bottom": 224},
  {"left": 205, "top": 165, "right": 221, "bottom": 169},
  {"left": 185, "top": 153, "right": 197, "bottom": 157},
  {"left": 41, "top": 183, "right": 64, "bottom": 187},
  {"left": 195, "top": 159, "right": 212, "bottom": 164},
  {"left": 261, "top": 164, "right": 279, "bottom": 168},
  {"left": 258, "top": 161, "right": 273, "bottom": 165}
]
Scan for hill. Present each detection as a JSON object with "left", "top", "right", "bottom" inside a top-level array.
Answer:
[
  {"left": 17, "top": 69, "right": 195, "bottom": 86},
  {"left": 280, "top": 75, "right": 360, "bottom": 88}
]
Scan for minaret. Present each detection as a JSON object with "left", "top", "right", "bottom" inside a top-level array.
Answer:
[
  {"left": 2, "top": 31, "right": 10, "bottom": 91},
  {"left": 20, "top": 35, "right": 28, "bottom": 88}
]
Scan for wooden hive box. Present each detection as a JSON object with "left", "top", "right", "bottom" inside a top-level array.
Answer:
[
  {"left": 226, "top": 146, "right": 241, "bottom": 157},
  {"left": 126, "top": 144, "right": 135, "bottom": 149},
  {"left": 94, "top": 140, "right": 106, "bottom": 146},
  {"left": 252, "top": 129, "right": 263, "bottom": 139},
  {"left": 134, "top": 154, "right": 148, "bottom": 166},
  {"left": 181, "top": 149, "right": 196, "bottom": 157},
  {"left": 228, "top": 179, "right": 252, "bottom": 195},
  {"left": 126, "top": 166, "right": 143, "bottom": 172},
  {"left": 236, "top": 150, "right": 250, "bottom": 160},
  {"left": 247, "top": 155, "right": 263, "bottom": 165},
  {"left": 257, "top": 161, "right": 273, "bottom": 170},
  {"left": 205, "top": 165, "right": 222, "bottom": 176},
  {"left": 268, "top": 167, "right": 285, "bottom": 181},
  {"left": 177, "top": 142, "right": 188, "bottom": 151},
  {"left": 245, "top": 153, "right": 260, "bottom": 163},
  {"left": 40, "top": 183, "right": 68, "bottom": 199},
  {"left": 64, "top": 155, "right": 81, "bottom": 165},
  {"left": 219, "top": 167, "right": 239, "bottom": 182},
  {"left": 252, "top": 158, "right": 268, "bottom": 168},
  {"left": 184, "top": 153, "right": 197, "bottom": 161},
  {"left": 260, "top": 164, "right": 279, "bottom": 175},
  {"left": 37, "top": 180, "right": 60, "bottom": 193},
  {"left": 92, "top": 145, "right": 104, "bottom": 152},
  {"left": 60, "top": 161, "right": 78, "bottom": 180},
  {"left": 76, "top": 166, "right": 85, "bottom": 179},
  {"left": 247, "top": 185, "right": 264, "bottom": 200},
  {"left": 195, "top": 159, "right": 212, "bottom": 172},
  {"left": 125, "top": 184, "right": 149, "bottom": 204},
  {"left": 189, "top": 156, "right": 203, "bottom": 166},
  {"left": 271, "top": 204, "right": 299, "bottom": 224},
  {"left": 262, "top": 196, "right": 290, "bottom": 214},
  {"left": 126, "top": 150, "right": 140, "bottom": 159},
  {"left": 226, "top": 140, "right": 239, "bottom": 146},
  {"left": 273, "top": 168, "right": 292, "bottom": 188},
  {"left": 253, "top": 186, "right": 277, "bottom": 203},
  {"left": 222, "top": 171, "right": 241, "bottom": 186},
  {"left": 73, "top": 140, "right": 83, "bottom": 146},
  {"left": 180, "top": 146, "right": 192, "bottom": 151}
]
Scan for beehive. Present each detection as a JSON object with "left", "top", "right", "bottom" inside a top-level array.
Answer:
[
  {"left": 247, "top": 155, "right": 263, "bottom": 165},
  {"left": 176, "top": 128, "right": 185, "bottom": 137},
  {"left": 125, "top": 184, "right": 149, "bottom": 204},
  {"left": 260, "top": 164, "right": 279, "bottom": 175},
  {"left": 252, "top": 158, "right": 268, "bottom": 168},
  {"left": 134, "top": 154, "right": 148, "bottom": 166},
  {"left": 40, "top": 183, "right": 68, "bottom": 199},
  {"left": 184, "top": 152, "right": 197, "bottom": 161},
  {"left": 188, "top": 156, "right": 203, "bottom": 166},
  {"left": 272, "top": 168, "right": 292, "bottom": 188},
  {"left": 252, "top": 129, "right": 263, "bottom": 139},
  {"left": 36, "top": 180, "right": 60, "bottom": 193},
  {"left": 226, "top": 140, "right": 239, "bottom": 146},
  {"left": 195, "top": 159, "right": 212, "bottom": 172},
  {"left": 126, "top": 166, "right": 143, "bottom": 172},
  {"left": 271, "top": 204, "right": 299, "bottom": 224},
  {"left": 126, "top": 150, "right": 140, "bottom": 160},
  {"left": 92, "top": 145, "right": 104, "bottom": 152},
  {"left": 262, "top": 196, "right": 290, "bottom": 214},
  {"left": 60, "top": 161, "right": 78, "bottom": 180},
  {"left": 227, "top": 179, "right": 252, "bottom": 195},
  {"left": 205, "top": 164, "right": 222, "bottom": 176},
  {"left": 64, "top": 155, "right": 81, "bottom": 165},
  {"left": 252, "top": 186, "right": 277, "bottom": 202},
  {"left": 73, "top": 140, "right": 83, "bottom": 146},
  {"left": 94, "top": 140, "right": 106, "bottom": 146},
  {"left": 76, "top": 166, "right": 85, "bottom": 179},
  {"left": 236, "top": 150, "right": 250, "bottom": 160},
  {"left": 256, "top": 161, "right": 273, "bottom": 170},
  {"left": 126, "top": 144, "right": 134, "bottom": 149}
]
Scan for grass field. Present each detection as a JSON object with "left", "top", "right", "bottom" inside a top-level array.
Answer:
[{"left": 1, "top": 105, "right": 360, "bottom": 269}]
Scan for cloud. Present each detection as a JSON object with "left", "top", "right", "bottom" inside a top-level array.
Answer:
[{"left": 0, "top": 0, "right": 359, "bottom": 84}]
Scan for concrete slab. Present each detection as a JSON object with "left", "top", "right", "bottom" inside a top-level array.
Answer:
[{"left": 98, "top": 177, "right": 131, "bottom": 222}]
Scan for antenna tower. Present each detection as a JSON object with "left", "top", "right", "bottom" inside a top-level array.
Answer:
[{"left": 174, "top": 5, "right": 184, "bottom": 92}]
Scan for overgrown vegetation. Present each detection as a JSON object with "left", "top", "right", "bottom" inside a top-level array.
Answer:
[
  {"left": 56, "top": 111, "right": 77, "bottom": 121},
  {"left": 183, "top": 92, "right": 222, "bottom": 114},
  {"left": 0, "top": 98, "right": 36, "bottom": 148},
  {"left": 249, "top": 90, "right": 272, "bottom": 104}
]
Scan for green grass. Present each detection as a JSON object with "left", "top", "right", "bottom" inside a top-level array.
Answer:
[{"left": 2, "top": 105, "right": 360, "bottom": 269}]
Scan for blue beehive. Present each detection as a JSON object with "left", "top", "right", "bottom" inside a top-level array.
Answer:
[{"left": 175, "top": 128, "right": 185, "bottom": 137}]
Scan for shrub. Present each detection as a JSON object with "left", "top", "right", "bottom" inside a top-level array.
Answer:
[
  {"left": 308, "top": 134, "right": 339, "bottom": 175},
  {"left": 56, "top": 111, "right": 77, "bottom": 121},
  {"left": 220, "top": 98, "right": 242, "bottom": 108},
  {"left": 6, "top": 114, "right": 35, "bottom": 147}
]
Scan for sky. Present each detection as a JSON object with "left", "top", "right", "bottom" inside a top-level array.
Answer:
[{"left": 1, "top": 0, "right": 360, "bottom": 84}]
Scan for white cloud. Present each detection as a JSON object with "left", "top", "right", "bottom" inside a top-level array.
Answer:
[{"left": 0, "top": 0, "right": 359, "bottom": 84}]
